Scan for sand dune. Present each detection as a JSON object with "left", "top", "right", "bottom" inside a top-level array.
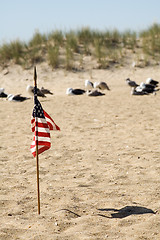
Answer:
[{"left": 0, "top": 63, "right": 160, "bottom": 239}]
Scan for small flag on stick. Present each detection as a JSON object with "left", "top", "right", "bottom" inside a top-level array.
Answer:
[
  {"left": 30, "top": 100, "right": 60, "bottom": 157},
  {"left": 30, "top": 71, "right": 60, "bottom": 157},
  {"left": 30, "top": 66, "right": 60, "bottom": 214}
]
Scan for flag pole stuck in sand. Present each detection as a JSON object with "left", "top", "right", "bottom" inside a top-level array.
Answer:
[
  {"left": 34, "top": 66, "right": 40, "bottom": 214},
  {"left": 30, "top": 66, "right": 60, "bottom": 214}
]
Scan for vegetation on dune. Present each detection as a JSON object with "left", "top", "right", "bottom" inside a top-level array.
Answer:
[{"left": 0, "top": 23, "right": 160, "bottom": 70}]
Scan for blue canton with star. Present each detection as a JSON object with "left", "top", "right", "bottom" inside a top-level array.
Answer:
[{"left": 33, "top": 99, "right": 45, "bottom": 118}]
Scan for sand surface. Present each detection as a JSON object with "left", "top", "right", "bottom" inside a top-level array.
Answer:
[{"left": 0, "top": 63, "right": 160, "bottom": 239}]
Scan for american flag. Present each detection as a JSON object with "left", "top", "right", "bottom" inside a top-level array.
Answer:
[{"left": 30, "top": 86, "right": 60, "bottom": 157}]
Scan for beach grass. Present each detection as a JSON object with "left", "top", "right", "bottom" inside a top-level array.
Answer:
[
  {"left": 0, "top": 23, "right": 160, "bottom": 70},
  {"left": 48, "top": 45, "right": 60, "bottom": 69}
]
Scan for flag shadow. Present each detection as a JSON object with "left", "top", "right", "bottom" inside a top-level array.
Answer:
[{"left": 97, "top": 205, "right": 156, "bottom": 219}]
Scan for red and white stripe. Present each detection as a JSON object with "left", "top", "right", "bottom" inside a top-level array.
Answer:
[{"left": 30, "top": 111, "right": 60, "bottom": 157}]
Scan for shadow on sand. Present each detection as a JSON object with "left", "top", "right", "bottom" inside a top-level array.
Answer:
[{"left": 97, "top": 205, "right": 157, "bottom": 219}]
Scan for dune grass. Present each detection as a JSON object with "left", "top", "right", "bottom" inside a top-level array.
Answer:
[
  {"left": 0, "top": 40, "right": 24, "bottom": 66},
  {"left": 0, "top": 23, "right": 160, "bottom": 70},
  {"left": 139, "top": 23, "right": 160, "bottom": 60},
  {"left": 48, "top": 45, "right": 60, "bottom": 69}
]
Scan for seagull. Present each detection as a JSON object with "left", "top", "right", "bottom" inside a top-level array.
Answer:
[
  {"left": 0, "top": 88, "right": 8, "bottom": 98},
  {"left": 87, "top": 90, "right": 105, "bottom": 96},
  {"left": 139, "top": 82, "right": 156, "bottom": 93},
  {"left": 126, "top": 78, "right": 139, "bottom": 88},
  {"left": 85, "top": 80, "right": 94, "bottom": 91},
  {"left": 131, "top": 81, "right": 159, "bottom": 95},
  {"left": 131, "top": 87, "right": 149, "bottom": 95},
  {"left": 94, "top": 81, "right": 110, "bottom": 90},
  {"left": 146, "top": 78, "right": 159, "bottom": 87},
  {"left": 26, "top": 85, "right": 46, "bottom": 97},
  {"left": 7, "top": 94, "right": 30, "bottom": 102},
  {"left": 66, "top": 88, "right": 86, "bottom": 95},
  {"left": 40, "top": 87, "right": 53, "bottom": 95}
]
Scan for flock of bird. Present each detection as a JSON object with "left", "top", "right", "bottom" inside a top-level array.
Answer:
[
  {"left": 66, "top": 79, "right": 110, "bottom": 96},
  {"left": 126, "top": 77, "right": 159, "bottom": 95},
  {"left": 0, "top": 77, "right": 159, "bottom": 102},
  {"left": 0, "top": 80, "right": 110, "bottom": 102},
  {"left": 0, "top": 85, "right": 53, "bottom": 102}
]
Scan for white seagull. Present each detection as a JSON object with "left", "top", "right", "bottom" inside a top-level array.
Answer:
[
  {"left": 139, "top": 82, "right": 157, "bottom": 93},
  {"left": 131, "top": 87, "right": 148, "bottom": 95},
  {"left": 146, "top": 78, "right": 159, "bottom": 87},
  {"left": 85, "top": 80, "right": 94, "bottom": 91},
  {"left": 0, "top": 88, "right": 8, "bottom": 98},
  {"left": 7, "top": 94, "right": 30, "bottom": 102}
]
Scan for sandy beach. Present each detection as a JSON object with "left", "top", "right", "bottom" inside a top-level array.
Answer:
[{"left": 0, "top": 63, "right": 160, "bottom": 239}]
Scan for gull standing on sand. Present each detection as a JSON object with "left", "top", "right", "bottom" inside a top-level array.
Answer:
[
  {"left": 85, "top": 80, "right": 94, "bottom": 91},
  {"left": 126, "top": 78, "right": 139, "bottom": 88},
  {"left": 26, "top": 85, "right": 46, "bottom": 97}
]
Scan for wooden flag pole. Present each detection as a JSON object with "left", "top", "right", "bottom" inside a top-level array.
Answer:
[{"left": 34, "top": 66, "right": 40, "bottom": 215}]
